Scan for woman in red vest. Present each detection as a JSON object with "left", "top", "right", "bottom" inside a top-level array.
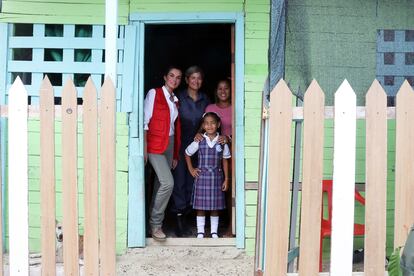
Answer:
[{"left": 144, "top": 66, "right": 182, "bottom": 241}]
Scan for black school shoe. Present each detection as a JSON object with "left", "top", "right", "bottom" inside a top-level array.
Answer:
[{"left": 175, "top": 213, "right": 192, "bottom": 237}]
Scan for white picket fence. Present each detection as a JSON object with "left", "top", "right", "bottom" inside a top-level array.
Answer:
[
  {"left": 256, "top": 79, "right": 414, "bottom": 275},
  {"left": 2, "top": 76, "right": 116, "bottom": 275}
]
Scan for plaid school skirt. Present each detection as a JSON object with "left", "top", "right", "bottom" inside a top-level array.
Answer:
[{"left": 192, "top": 140, "right": 226, "bottom": 211}]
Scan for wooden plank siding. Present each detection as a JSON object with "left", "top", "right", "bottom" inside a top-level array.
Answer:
[
  {"left": 242, "top": 0, "right": 269, "bottom": 254},
  {"left": 0, "top": 0, "right": 130, "bottom": 24},
  {"left": 130, "top": 0, "right": 244, "bottom": 12}
]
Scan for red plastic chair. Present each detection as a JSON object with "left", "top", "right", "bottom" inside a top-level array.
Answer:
[{"left": 319, "top": 180, "right": 365, "bottom": 271}]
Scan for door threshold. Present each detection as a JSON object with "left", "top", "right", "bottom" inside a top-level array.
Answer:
[{"left": 146, "top": 237, "right": 236, "bottom": 247}]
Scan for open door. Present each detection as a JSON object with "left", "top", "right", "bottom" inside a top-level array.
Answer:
[{"left": 231, "top": 25, "right": 236, "bottom": 235}]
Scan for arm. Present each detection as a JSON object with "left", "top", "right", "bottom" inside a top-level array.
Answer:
[
  {"left": 222, "top": 158, "right": 229, "bottom": 191},
  {"left": 144, "top": 130, "right": 148, "bottom": 163},
  {"left": 143, "top": 89, "right": 155, "bottom": 164},
  {"left": 185, "top": 154, "right": 200, "bottom": 178},
  {"left": 143, "top": 89, "right": 156, "bottom": 130}
]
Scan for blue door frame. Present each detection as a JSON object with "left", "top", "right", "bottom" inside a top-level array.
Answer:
[{"left": 127, "top": 12, "right": 245, "bottom": 248}]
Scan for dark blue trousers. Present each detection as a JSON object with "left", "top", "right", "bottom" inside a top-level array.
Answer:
[{"left": 171, "top": 150, "right": 197, "bottom": 214}]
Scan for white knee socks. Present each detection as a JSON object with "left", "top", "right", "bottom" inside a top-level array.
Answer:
[
  {"left": 211, "top": 216, "right": 219, "bottom": 238},
  {"left": 196, "top": 215, "right": 219, "bottom": 238},
  {"left": 197, "top": 216, "right": 205, "bottom": 238}
]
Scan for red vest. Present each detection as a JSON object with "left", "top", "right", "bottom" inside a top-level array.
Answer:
[{"left": 147, "top": 88, "right": 181, "bottom": 159}]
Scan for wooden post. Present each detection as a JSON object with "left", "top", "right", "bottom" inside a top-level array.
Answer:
[
  {"left": 62, "top": 78, "right": 79, "bottom": 275},
  {"left": 394, "top": 80, "right": 414, "bottom": 248},
  {"left": 364, "top": 80, "right": 387, "bottom": 275},
  {"left": 298, "top": 80, "right": 325, "bottom": 275},
  {"left": 40, "top": 76, "right": 56, "bottom": 275},
  {"left": 83, "top": 78, "right": 100, "bottom": 275},
  {"left": 330, "top": 80, "right": 356, "bottom": 275},
  {"left": 8, "top": 77, "right": 29, "bottom": 275},
  {"left": 263, "top": 79, "right": 292, "bottom": 275},
  {"left": 105, "top": 0, "right": 118, "bottom": 86}
]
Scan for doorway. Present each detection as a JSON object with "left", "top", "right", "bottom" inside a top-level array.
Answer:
[
  {"left": 127, "top": 12, "right": 245, "bottom": 248},
  {"left": 144, "top": 23, "right": 234, "bottom": 238},
  {"left": 144, "top": 24, "right": 231, "bottom": 100}
]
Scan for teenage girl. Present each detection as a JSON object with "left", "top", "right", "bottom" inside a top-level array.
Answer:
[{"left": 184, "top": 112, "right": 231, "bottom": 238}]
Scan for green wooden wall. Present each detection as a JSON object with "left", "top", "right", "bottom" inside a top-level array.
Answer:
[
  {"left": 0, "top": 0, "right": 130, "bottom": 24},
  {"left": 130, "top": 0, "right": 244, "bottom": 12},
  {"left": 3, "top": 113, "right": 129, "bottom": 254},
  {"left": 241, "top": 0, "right": 269, "bottom": 255}
]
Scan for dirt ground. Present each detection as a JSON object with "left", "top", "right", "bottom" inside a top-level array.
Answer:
[
  {"left": 4, "top": 246, "right": 253, "bottom": 275},
  {"left": 116, "top": 246, "right": 254, "bottom": 276},
  {"left": 7, "top": 246, "right": 369, "bottom": 275}
]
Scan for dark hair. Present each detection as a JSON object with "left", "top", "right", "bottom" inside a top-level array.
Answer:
[
  {"left": 185, "top": 65, "right": 204, "bottom": 80},
  {"left": 215, "top": 79, "right": 232, "bottom": 103},
  {"left": 164, "top": 65, "right": 182, "bottom": 77},
  {"left": 198, "top": 112, "right": 222, "bottom": 133},
  {"left": 217, "top": 79, "right": 231, "bottom": 89}
]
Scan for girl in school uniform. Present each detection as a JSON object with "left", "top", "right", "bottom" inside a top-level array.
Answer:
[{"left": 184, "top": 112, "right": 231, "bottom": 238}]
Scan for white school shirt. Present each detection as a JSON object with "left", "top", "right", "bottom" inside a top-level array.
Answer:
[
  {"left": 144, "top": 86, "right": 179, "bottom": 136},
  {"left": 185, "top": 133, "right": 231, "bottom": 159}
]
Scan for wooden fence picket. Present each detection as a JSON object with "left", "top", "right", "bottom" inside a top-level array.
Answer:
[
  {"left": 83, "top": 78, "right": 100, "bottom": 275},
  {"left": 100, "top": 77, "right": 116, "bottom": 275},
  {"left": 264, "top": 79, "right": 292, "bottom": 275},
  {"left": 394, "top": 80, "right": 414, "bottom": 249},
  {"left": 330, "top": 80, "right": 356, "bottom": 276},
  {"left": 40, "top": 76, "right": 56, "bottom": 275},
  {"left": 61, "top": 78, "right": 80, "bottom": 275},
  {"left": 364, "top": 80, "right": 387, "bottom": 275},
  {"left": 8, "top": 77, "right": 29, "bottom": 275},
  {"left": 298, "top": 80, "right": 325, "bottom": 275}
]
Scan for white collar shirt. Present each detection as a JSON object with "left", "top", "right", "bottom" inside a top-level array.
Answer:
[{"left": 185, "top": 133, "right": 231, "bottom": 159}]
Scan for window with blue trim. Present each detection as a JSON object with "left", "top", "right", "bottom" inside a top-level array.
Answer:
[
  {"left": 376, "top": 29, "right": 414, "bottom": 106},
  {"left": 7, "top": 23, "right": 124, "bottom": 106}
]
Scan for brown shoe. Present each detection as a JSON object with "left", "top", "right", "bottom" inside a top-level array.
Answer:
[{"left": 152, "top": 227, "right": 166, "bottom": 241}]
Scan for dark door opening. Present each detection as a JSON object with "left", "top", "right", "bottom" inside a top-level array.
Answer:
[
  {"left": 144, "top": 24, "right": 232, "bottom": 100},
  {"left": 144, "top": 23, "right": 234, "bottom": 239}
]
